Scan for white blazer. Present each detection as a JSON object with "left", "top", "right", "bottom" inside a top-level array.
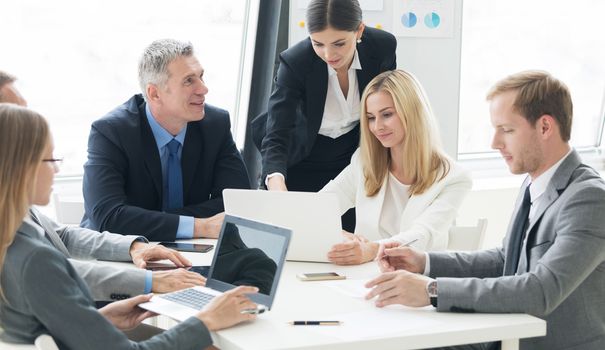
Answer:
[{"left": 321, "top": 149, "right": 472, "bottom": 251}]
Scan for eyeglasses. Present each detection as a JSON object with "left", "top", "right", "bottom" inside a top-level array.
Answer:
[{"left": 42, "top": 158, "right": 64, "bottom": 166}]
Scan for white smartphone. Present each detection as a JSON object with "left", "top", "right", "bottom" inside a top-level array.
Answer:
[{"left": 296, "top": 272, "right": 346, "bottom": 281}]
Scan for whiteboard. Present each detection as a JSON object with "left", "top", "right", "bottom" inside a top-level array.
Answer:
[{"left": 288, "top": 0, "right": 463, "bottom": 158}]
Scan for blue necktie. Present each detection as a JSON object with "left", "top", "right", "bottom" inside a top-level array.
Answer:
[
  {"left": 504, "top": 185, "right": 531, "bottom": 275},
  {"left": 166, "top": 138, "right": 183, "bottom": 209}
]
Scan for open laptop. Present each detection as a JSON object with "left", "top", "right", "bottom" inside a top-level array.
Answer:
[
  {"left": 223, "top": 189, "right": 342, "bottom": 262},
  {"left": 139, "top": 214, "right": 291, "bottom": 321}
]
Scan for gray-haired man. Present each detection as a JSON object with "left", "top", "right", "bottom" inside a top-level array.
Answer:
[
  {"left": 82, "top": 39, "right": 250, "bottom": 241},
  {"left": 0, "top": 70, "right": 27, "bottom": 106}
]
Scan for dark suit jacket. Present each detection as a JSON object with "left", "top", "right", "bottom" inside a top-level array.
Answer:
[
  {"left": 81, "top": 94, "right": 250, "bottom": 241},
  {"left": 0, "top": 220, "right": 211, "bottom": 349},
  {"left": 252, "top": 27, "right": 397, "bottom": 180}
]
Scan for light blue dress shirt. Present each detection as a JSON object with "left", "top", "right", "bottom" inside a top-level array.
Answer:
[{"left": 145, "top": 105, "right": 195, "bottom": 239}]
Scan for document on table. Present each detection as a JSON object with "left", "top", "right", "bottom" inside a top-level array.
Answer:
[
  {"left": 306, "top": 306, "right": 443, "bottom": 340},
  {"left": 320, "top": 279, "right": 371, "bottom": 298}
]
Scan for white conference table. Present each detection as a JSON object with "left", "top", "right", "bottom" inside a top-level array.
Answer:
[{"left": 133, "top": 238, "right": 546, "bottom": 350}]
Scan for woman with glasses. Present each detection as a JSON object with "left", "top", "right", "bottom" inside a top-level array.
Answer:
[{"left": 0, "top": 103, "right": 258, "bottom": 349}]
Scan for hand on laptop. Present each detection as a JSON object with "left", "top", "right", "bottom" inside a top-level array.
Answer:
[
  {"left": 376, "top": 242, "right": 426, "bottom": 273},
  {"left": 194, "top": 212, "right": 225, "bottom": 238},
  {"left": 130, "top": 242, "right": 192, "bottom": 269},
  {"left": 152, "top": 269, "right": 206, "bottom": 293},
  {"left": 99, "top": 293, "right": 157, "bottom": 331},
  {"left": 196, "top": 286, "right": 260, "bottom": 331},
  {"left": 327, "top": 231, "right": 379, "bottom": 265}
]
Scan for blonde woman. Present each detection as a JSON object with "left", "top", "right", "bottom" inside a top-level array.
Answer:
[
  {"left": 0, "top": 103, "right": 257, "bottom": 349},
  {"left": 321, "top": 70, "right": 472, "bottom": 265}
]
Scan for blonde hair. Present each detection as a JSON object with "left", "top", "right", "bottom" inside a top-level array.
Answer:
[
  {"left": 359, "top": 70, "right": 450, "bottom": 196},
  {"left": 0, "top": 103, "right": 49, "bottom": 298},
  {"left": 486, "top": 70, "right": 572, "bottom": 141}
]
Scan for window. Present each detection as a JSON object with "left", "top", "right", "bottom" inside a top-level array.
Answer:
[
  {"left": 0, "top": 0, "right": 253, "bottom": 175},
  {"left": 459, "top": 0, "right": 605, "bottom": 156}
]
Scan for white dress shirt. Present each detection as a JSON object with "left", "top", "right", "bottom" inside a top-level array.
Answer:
[
  {"left": 317, "top": 50, "right": 362, "bottom": 139},
  {"left": 423, "top": 148, "right": 573, "bottom": 276}
]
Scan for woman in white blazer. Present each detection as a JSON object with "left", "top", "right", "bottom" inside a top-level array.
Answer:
[{"left": 321, "top": 70, "right": 472, "bottom": 265}]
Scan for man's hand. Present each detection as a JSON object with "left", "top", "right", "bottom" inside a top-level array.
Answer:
[
  {"left": 129, "top": 241, "right": 192, "bottom": 269},
  {"left": 152, "top": 269, "right": 206, "bottom": 293},
  {"left": 194, "top": 212, "right": 225, "bottom": 238},
  {"left": 376, "top": 242, "right": 426, "bottom": 273},
  {"left": 197, "top": 286, "right": 259, "bottom": 331},
  {"left": 327, "top": 231, "right": 378, "bottom": 265},
  {"left": 266, "top": 175, "right": 288, "bottom": 191},
  {"left": 365, "top": 271, "right": 433, "bottom": 308},
  {"left": 99, "top": 294, "right": 157, "bottom": 330}
]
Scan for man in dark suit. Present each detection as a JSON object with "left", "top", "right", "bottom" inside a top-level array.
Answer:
[{"left": 82, "top": 39, "right": 250, "bottom": 241}]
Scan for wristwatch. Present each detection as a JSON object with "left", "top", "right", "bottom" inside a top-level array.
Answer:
[{"left": 426, "top": 280, "right": 438, "bottom": 307}]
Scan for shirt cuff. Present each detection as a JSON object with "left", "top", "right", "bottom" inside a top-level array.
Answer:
[
  {"left": 176, "top": 215, "right": 194, "bottom": 239},
  {"left": 265, "top": 172, "right": 285, "bottom": 187},
  {"left": 423, "top": 252, "right": 431, "bottom": 276},
  {"left": 144, "top": 270, "right": 153, "bottom": 293}
]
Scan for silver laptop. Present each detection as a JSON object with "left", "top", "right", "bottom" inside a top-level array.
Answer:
[
  {"left": 139, "top": 215, "right": 291, "bottom": 321},
  {"left": 223, "top": 189, "right": 342, "bottom": 262}
]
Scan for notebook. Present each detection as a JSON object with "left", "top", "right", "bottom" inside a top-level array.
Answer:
[
  {"left": 223, "top": 189, "right": 342, "bottom": 262},
  {"left": 139, "top": 215, "right": 291, "bottom": 321}
]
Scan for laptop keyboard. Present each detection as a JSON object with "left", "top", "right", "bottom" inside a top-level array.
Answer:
[{"left": 159, "top": 288, "right": 216, "bottom": 310}]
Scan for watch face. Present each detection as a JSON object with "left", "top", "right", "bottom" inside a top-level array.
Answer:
[{"left": 428, "top": 281, "right": 438, "bottom": 297}]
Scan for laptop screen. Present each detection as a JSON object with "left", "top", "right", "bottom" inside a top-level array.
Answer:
[{"left": 205, "top": 215, "right": 291, "bottom": 309}]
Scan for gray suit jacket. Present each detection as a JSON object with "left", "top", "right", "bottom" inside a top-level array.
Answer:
[
  {"left": 428, "top": 150, "right": 605, "bottom": 350},
  {"left": 31, "top": 208, "right": 147, "bottom": 301},
  {"left": 0, "top": 220, "right": 211, "bottom": 349}
]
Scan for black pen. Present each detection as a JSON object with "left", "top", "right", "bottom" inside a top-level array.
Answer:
[{"left": 288, "top": 321, "right": 341, "bottom": 326}]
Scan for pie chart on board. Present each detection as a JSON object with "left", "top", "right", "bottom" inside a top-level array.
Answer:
[
  {"left": 424, "top": 12, "right": 441, "bottom": 28},
  {"left": 401, "top": 12, "right": 417, "bottom": 28}
]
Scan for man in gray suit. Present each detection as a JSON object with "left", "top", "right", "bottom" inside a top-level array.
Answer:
[
  {"left": 1, "top": 71, "right": 205, "bottom": 301},
  {"left": 365, "top": 71, "right": 605, "bottom": 349}
]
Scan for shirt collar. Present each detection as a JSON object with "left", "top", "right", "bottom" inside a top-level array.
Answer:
[
  {"left": 327, "top": 49, "right": 362, "bottom": 76},
  {"left": 145, "top": 104, "right": 187, "bottom": 151},
  {"left": 529, "top": 148, "right": 573, "bottom": 203}
]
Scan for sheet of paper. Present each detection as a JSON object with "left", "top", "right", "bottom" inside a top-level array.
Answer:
[
  {"left": 306, "top": 306, "right": 443, "bottom": 341},
  {"left": 321, "top": 279, "right": 371, "bottom": 299}
]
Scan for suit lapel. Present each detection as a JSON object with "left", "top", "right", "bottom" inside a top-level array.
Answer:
[
  {"left": 514, "top": 150, "right": 581, "bottom": 273},
  {"left": 138, "top": 102, "right": 163, "bottom": 199},
  {"left": 306, "top": 56, "right": 328, "bottom": 135},
  {"left": 182, "top": 122, "right": 203, "bottom": 199},
  {"left": 28, "top": 209, "right": 70, "bottom": 256},
  {"left": 356, "top": 43, "right": 379, "bottom": 93},
  {"left": 366, "top": 176, "right": 388, "bottom": 238}
]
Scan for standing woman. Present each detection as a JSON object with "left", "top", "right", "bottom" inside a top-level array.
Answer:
[
  {"left": 0, "top": 103, "right": 257, "bottom": 349},
  {"left": 321, "top": 70, "right": 472, "bottom": 265},
  {"left": 253, "top": 0, "right": 396, "bottom": 230}
]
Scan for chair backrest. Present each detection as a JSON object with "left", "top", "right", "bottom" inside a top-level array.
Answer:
[
  {"left": 0, "top": 334, "right": 57, "bottom": 350},
  {"left": 34, "top": 335, "right": 58, "bottom": 350},
  {"left": 447, "top": 218, "right": 488, "bottom": 251},
  {"left": 53, "top": 193, "right": 85, "bottom": 225}
]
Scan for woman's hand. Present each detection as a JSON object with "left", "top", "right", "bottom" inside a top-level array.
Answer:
[
  {"left": 196, "top": 286, "right": 259, "bottom": 331},
  {"left": 266, "top": 175, "right": 288, "bottom": 191},
  {"left": 99, "top": 294, "right": 157, "bottom": 331},
  {"left": 327, "top": 231, "right": 378, "bottom": 265}
]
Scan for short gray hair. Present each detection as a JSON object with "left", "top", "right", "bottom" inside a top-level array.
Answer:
[
  {"left": 138, "top": 39, "right": 194, "bottom": 100},
  {"left": 0, "top": 71, "right": 17, "bottom": 101}
]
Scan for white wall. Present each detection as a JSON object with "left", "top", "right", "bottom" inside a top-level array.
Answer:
[{"left": 289, "top": 0, "right": 464, "bottom": 157}]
